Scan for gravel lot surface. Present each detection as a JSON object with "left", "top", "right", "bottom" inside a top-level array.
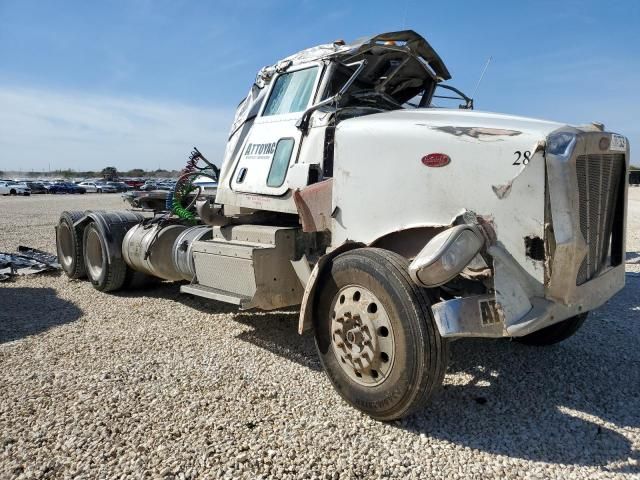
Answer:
[{"left": 1, "top": 191, "right": 639, "bottom": 479}]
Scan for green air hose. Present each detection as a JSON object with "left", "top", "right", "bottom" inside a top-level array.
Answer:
[
  {"left": 171, "top": 180, "right": 197, "bottom": 222},
  {"left": 171, "top": 147, "right": 217, "bottom": 221}
]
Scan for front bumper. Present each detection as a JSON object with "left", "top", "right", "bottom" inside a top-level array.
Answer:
[
  {"left": 432, "top": 262, "right": 625, "bottom": 338},
  {"left": 431, "top": 130, "right": 629, "bottom": 338}
]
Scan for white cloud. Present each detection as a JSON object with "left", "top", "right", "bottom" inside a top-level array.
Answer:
[{"left": 0, "top": 86, "right": 235, "bottom": 172}]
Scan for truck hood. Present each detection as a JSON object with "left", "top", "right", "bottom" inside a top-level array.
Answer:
[{"left": 347, "top": 108, "right": 567, "bottom": 139}]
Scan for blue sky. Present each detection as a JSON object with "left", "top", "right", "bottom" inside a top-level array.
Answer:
[{"left": 0, "top": 0, "right": 638, "bottom": 171}]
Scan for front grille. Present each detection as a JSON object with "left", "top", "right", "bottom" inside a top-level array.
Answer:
[{"left": 575, "top": 153, "right": 625, "bottom": 285}]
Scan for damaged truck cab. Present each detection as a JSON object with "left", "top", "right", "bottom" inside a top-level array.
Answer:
[{"left": 56, "top": 31, "right": 629, "bottom": 420}]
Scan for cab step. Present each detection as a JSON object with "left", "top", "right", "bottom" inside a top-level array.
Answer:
[{"left": 180, "top": 284, "right": 251, "bottom": 307}]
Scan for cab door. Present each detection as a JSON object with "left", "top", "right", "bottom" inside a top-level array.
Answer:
[{"left": 231, "top": 63, "right": 321, "bottom": 196}]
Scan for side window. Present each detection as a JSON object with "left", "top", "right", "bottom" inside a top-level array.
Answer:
[
  {"left": 263, "top": 67, "right": 318, "bottom": 116},
  {"left": 267, "top": 138, "right": 295, "bottom": 187}
]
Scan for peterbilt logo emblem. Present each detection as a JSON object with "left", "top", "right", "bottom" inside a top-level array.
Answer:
[{"left": 421, "top": 153, "right": 450, "bottom": 167}]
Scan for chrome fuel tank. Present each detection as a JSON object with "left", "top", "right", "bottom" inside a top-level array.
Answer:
[
  {"left": 172, "top": 225, "right": 213, "bottom": 281},
  {"left": 122, "top": 223, "right": 187, "bottom": 281}
]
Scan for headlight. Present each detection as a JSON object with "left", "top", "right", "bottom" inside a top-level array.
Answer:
[
  {"left": 409, "top": 225, "right": 485, "bottom": 288},
  {"left": 546, "top": 132, "right": 576, "bottom": 157}
]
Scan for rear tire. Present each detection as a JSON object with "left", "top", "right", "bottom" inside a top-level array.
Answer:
[
  {"left": 314, "top": 248, "right": 448, "bottom": 421},
  {"left": 516, "top": 313, "right": 588, "bottom": 346},
  {"left": 9, "top": 189, "right": 16, "bottom": 195},
  {"left": 83, "top": 222, "right": 127, "bottom": 292},
  {"left": 56, "top": 211, "right": 87, "bottom": 279}
]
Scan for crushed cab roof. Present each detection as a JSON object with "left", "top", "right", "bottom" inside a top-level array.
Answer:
[
  {"left": 228, "top": 30, "right": 450, "bottom": 143},
  {"left": 259, "top": 30, "right": 451, "bottom": 82}
]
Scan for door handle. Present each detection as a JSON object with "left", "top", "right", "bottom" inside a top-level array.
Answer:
[{"left": 236, "top": 167, "right": 247, "bottom": 183}]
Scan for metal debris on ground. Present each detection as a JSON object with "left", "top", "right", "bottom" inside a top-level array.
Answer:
[{"left": 0, "top": 246, "right": 60, "bottom": 281}]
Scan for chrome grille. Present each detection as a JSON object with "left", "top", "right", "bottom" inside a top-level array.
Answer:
[{"left": 576, "top": 153, "right": 624, "bottom": 285}]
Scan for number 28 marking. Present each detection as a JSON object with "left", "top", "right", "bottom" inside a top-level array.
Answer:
[{"left": 513, "top": 150, "right": 532, "bottom": 165}]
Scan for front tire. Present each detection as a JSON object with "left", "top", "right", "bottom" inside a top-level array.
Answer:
[
  {"left": 314, "top": 248, "right": 448, "bottom": 421},
  {"left": 516, "top": 313, "right": 588, "bottom": 346}
]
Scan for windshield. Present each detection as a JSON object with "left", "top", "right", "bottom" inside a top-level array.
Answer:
[
  {"left": 429, "top": 84, "right": 473, "bottom": 109},
  {"left": 321, "top": 58, "right": 472, "bottom": 113},
  {"left": 323, "top": 59, "right": 436, "bottom": 111}
]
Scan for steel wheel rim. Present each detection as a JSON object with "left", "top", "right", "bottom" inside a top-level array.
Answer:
[
  {"left": 58, "top": 223, "right": 74, "bottom": 269},
  {"left": 330, "top": 285, "right": 396, "bottom": 387},
  {"left": 85, "top": 228, "right": 104, "bottom": 280}
]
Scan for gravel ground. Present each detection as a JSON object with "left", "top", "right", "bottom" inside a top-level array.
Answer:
[{"left": 0, "top": 191, "right": 639, "bottom": 479}]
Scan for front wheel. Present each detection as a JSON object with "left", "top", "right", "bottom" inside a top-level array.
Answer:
[
  {"left": 516, "top": 313, "right": 588, "bottom": 346},
  {"left": 314, "top": 248, "right": 448, "bottom": 421}
]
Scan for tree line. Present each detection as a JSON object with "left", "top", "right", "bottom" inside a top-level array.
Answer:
[{"left": 0, "top": 167, "right": 181, "bottom": 180}]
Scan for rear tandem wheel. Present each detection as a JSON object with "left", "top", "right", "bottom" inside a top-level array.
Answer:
[{"left": 56, "top": 210, "right": 87, "bottom": 279}]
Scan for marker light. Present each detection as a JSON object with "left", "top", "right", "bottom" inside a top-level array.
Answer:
[{"left": 546, "top": 132, "right": 576, "bottom": 157}]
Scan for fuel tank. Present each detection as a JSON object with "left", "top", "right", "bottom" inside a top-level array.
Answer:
[
  {"left": 172, "top": 225, "right": 213, "bottom": 281},
  {"left": 122, "top": 223, "right": 187, "bottom": 281}
]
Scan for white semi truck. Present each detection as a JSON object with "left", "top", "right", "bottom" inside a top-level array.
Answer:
[{"left": 56, "top": 31, "right": 630, "bottom": 420}]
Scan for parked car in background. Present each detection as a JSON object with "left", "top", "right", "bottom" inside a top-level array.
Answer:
[
  {"left": 77, "top": 182, "right": 118, "bottom": 193},
  {"left": 123, "top": 179, "right": 145, "bottom": 189},
  {"left": 47, "top": 182, "right": 86, "bottom": 194},
  {"left": 139, "top": 183, "right": 156, "bottom": 191},
  {"left": 76, "top": 181, "right": 98, "bottom": 193},
  {"left": 140, "top": 182, "right": 174, "bottom": 191},
  {"left": 0, "top": 180, "right": 31, "bottom": 196},
  {"left": 192, "top": 175, "right": 218, "bottom": 197},
  {"left": 24, "top": 181, "right": 47, "bottom": 194},
  {"left": 107, "top": 181, "right": 129, "bottom": 192},
  {"left": 158, "top": 182, "right": 176, "bottom": 190}
]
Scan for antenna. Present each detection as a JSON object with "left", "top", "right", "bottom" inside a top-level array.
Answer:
[
  {"left": 471, "top": 56, "right": 492, "bottom": 100},
  {"left": 401, "top": 0, "right": 409, "bottom": 29}
]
